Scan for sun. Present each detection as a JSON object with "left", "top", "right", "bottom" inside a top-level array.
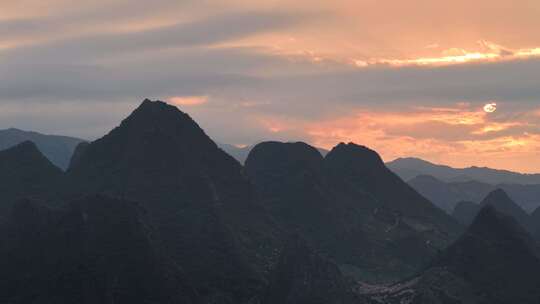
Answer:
[{"left": 483, "top": 102, "right": 497, "bottom": 113}]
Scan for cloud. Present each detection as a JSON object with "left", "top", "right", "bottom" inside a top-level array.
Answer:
[
  {"left": 1, "top": 10, "right": 303, "bottom": 63},
  {"left": 1, "top": 0, "right": 540, "bottom": 172},
  {"left": 297, "top": 105, "right": 540, "bottom": 173},
  {"left": 168, "top": 96, "right": 208, "bottom": 106}
]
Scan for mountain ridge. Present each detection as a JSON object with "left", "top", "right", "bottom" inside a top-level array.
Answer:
[
  {"left": 387, "top": 156, "right": 540, "bottom": 185},
  {"left": 0, "top": 128, "right": 85, "bottom": 170}
]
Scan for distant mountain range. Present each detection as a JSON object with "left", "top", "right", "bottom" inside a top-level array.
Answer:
[
  {"left": 387, "top": 157, "right": 540, "bottom": 185},
  {"left": 0, "top": 128, "right": 85, "bottom": 170},
  {"left": 408, "top": 174, "right": 540, "bottom": 213}
]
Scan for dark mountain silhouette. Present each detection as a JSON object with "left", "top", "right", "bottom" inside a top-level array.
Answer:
[
  {"left": 0, "top": 195, "right": 200, "bottom": 304},
  {"left": 219, "top": 142, "right": 329, "bottom": 164},
  {"left": 66, "top": 99, "right": 279, "bottom": 303},
  {"left": 68, "top": 141, "right": 90, "bottom": 169},
  {"left": 0, "top": 128, "right": 85, "bottom": 170},
  {"left": 479, "top": 189, "right": 533, "bottom": 233},
  {"left": 324, "top": 143, "right": 461, "bottom": 281},
  {"left": 245, "top": 142, "right": 375, "bottom": 278},
  {"left": 0, "top": 141, "right": 63, "bottom": 218},
  {"left": 387, "top": 157, "right": 540, "bottom": 185},
  {"left": 446, "top": 189, "right": 536, "bottom": 235},
  {"left": 246, "top": 141, "right": 461, "bottom": 282},
  {"left": 452, "top": 201, "right": 481, "bottom": 226},
  {"left": 262, "top": 235, "right": 362, "bottom": 304},
  {"left": 364, "top": 206, "right": 540, "bottom": 303},
  {"left": 324, "top": 143, "right": 460, "bottom": 239},
  {"left": 432, "top": 206, "right": 540, "bottom": 303}
]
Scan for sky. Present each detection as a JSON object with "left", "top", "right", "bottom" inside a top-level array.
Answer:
[{"left": 1, "top": 0, "right": 540, "bottom": 173}]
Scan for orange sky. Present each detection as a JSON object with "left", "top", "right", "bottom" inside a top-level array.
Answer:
[{"left": 1, "top": 0, "right": 539, "bottom": 172}]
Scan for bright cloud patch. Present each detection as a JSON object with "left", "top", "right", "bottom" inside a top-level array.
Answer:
[
  {"left": 168, "top": 96, "right": 208, "bottom": 106},
  {"left": 248, "top": 103, "right": 540, "bottom": 173}
]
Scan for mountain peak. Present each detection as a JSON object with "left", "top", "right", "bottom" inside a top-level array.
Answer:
[
  {"left": 0, "top": 140, "right": 52, "bottom": 166},
  {"left": 469, "top": 205, "right": 526, "bottom": 236},
  {"left": 9, "top": 140, "right": 39, "bottom": 152},
  {"left": 482, "top": 188, "right": 511, "bottom": 202},
  {"left": 327, "top": 142, "right": 383, "bottom": 165},
  {"left": 69, "top": 99, "right": 222, "bottom": 174},
  {"left": 330, "top": 142, "right": 382, "bottom": 161},
  {"left": 245, "top": 141, "right": 324, "bottom": 176},
  {"left": 138, "top": 98, "right": 172, "bottom": 111},
  {"left": 0, "top": 140, "right": 63, "bottom": 215},
  {"left": 479, "top": 188, "right": 532, "bottom": 233},
  {"left": 126, "top": 99, "right": 192, "bottom": 125},
  {"left": 439, "top": 204, "right": 540, "bottom": 271}
]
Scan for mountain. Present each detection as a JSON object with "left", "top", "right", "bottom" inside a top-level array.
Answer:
[
  {"left": 0, "top": 141, "right": 63, "bottom": 218},
  {"left": 245, "top": 141, "right": 461, "bottom": 283},
  {"left": 245, "top": 141, "right": 375, "bottom": 278},
  {"left": 452, "top": 201, "right": 481, "bottom": 226},
  {"left": 262, "top": 235, "right": 362, "bottom": 304},
  {"left": 324, "top": 143, "right": 461, "bottom": 280},
  {"left": 408, "top": 174, "right": 540, "bottom": 213},
  {"left": 66, "top": 99, "right": 280, "bottom": 303},
  {"left": 450, "top": 188, "right": 534, "bottom": 234},
  {"left": 0, "top": 128, "right": 85, "bottom": 170},
  {"left": 387, "top": 157, "right": 540, "bottom": 185},
  {"left": 364, "top": 206, "right": 540, "bottom": 303},
  {"left": 324, "top": 143, "right": 460, "bottom": 238},
  {"left": 479, "top": 189, "right": 533, "bottom": 233},
  {"left": 0, "top": 195, "right": 200, "bottom": 304},
  {"left": 219, "top": 142, "right": 329, "bottom": 164}
]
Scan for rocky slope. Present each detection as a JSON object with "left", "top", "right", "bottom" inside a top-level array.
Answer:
[
  {"left": 0, "top": 195, "right": 200, "bottom": 304},
  {"left": 362, "top": 206, "right": 540, "bottom": 303},
  {"left": 0, "top": 141, "right": 63, "bottom": 218},
  {"left": 262, "top": 235, "right": 363, "bottom": 304}
]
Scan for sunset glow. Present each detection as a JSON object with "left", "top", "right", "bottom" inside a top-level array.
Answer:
[
  {"left": 168, "top": 96, "right": 208, "bottom": 106},
  {"left": 253, "top": 103, "right": 540, "bottom": 173},
  {"left": 1, "top": 0, "right": 539, "bottom": 172}
]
